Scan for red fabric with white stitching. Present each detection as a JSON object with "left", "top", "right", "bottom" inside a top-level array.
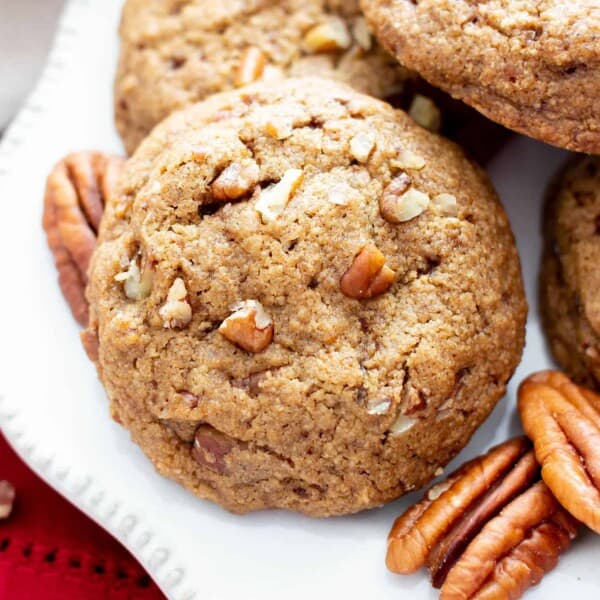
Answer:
[{"left": 0, "top": 432, "right": 165, "bottom": 599}]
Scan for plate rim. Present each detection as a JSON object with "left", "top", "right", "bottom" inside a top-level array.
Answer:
[{"left": 0, "top": 1, "right": 196, "bottom": 598}]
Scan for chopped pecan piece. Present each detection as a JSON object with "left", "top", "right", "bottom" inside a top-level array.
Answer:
[
  {"left": 387, "top": 437, "right": 578, "bottom": 599},
  {"left": 192, "top": 425, "right": 238, "bottom": 474},
  {"left": 302, "top": 17, "right": 351, "bottom": 53},
  {"left": 340, "top": 244, "right": 395, "bottom": 300},
  {"left": 159, "top": 278, "right": 192, "bottom": 329},
  {"left": 235, "top": 46, "right": 266, "bottom": 87},
  {"left": 519, "top": 370, "right": 600, "bottom": 533},
  {"left": 219, "top": 300, "right": 274, "bottom": 353},
  {"left": 211, "top": 159, "right": 260, "bottom": 201},
  {"left": 43, "top": 151, "right": 124, "bottom": 326}
]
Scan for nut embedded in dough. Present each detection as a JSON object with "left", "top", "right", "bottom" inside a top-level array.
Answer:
[
  {"left": 235, "top": 46, "right": 267, "bottom": 88},
  {"left": 219, "top": 300, "right": 274, "bottom": 353},
  {"left": 255, "top": 168, "right": 304, "bottom": 222},
  {"left": 211, "top": 159, "right": 260, "bottom": 201},
  {"left": 340, "top": 244, "right": 396, "bottom": 300},
  {"left": 159, "top": 278, "right": 192, "bottom": 329},
  {"left": 380, "top": 175, "right": 430, "bottom": 224},
  {"left": 302, "top": 17, "right": 351, "bottom": 53}
]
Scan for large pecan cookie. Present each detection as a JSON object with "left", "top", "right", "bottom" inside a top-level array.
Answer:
[
  {"left": 87, "top": 78, "right": 526, "bottom": 516},
  {"left": 361, "top": 0, "right": 600, "bottom": 153},
  {"left": 541, "top": 156, "right": 600, "bottom": 388}
]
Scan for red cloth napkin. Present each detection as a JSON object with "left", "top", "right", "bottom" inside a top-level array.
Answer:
[{"left": 0, "top": 432, "right": 165, "bottom": 599}]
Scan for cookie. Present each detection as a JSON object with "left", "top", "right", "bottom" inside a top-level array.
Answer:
[
  {"left": 541, "top": 156, "right": 600, "bottom": 388},
  {"left": 115, "top": 0, "right": 415, "bottom": 154},
  {"left": 361, "top": 0, "right": 600, "bottom": 153},
  {"left": 87, "top": 78, "right": 526, "bottom": 516}
]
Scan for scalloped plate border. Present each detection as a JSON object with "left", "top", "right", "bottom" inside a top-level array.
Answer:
[{"left": 0, "top": 1, "right": 195, "bottom": 597}]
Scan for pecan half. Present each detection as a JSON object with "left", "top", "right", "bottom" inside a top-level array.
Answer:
[
  {"left": 519, "top": 370, "right": 600, "bottom": 533},
  {"left": 387, "top": 437, "right": 531, "bottom": 574},
  {"left": 219, "top": 300, "right": 274, "bottom": 353},
  {"left": 0, "top": 480, "right": 15, "bottom": 519},
  {"left": 387, "top": 437, "right": 578, "bottom": 599},
  {"left": 42, "top": 151, "right": 125, "bottom": 326},
  {"left": 441, "top": 482, "right": 578, "bottom": 600}
]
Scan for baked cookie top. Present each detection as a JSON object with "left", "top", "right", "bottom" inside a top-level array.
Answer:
[
  {"left": 361, "top": 0, "right": 600, "bottom": 153},
  {"left": 88, "top": 78, "right": 526, "bottom": 516},
  {"left": 542, "top": 156, "right": 600, "bottom": 388},
  {"left": 115, "top": 0, "right": 414, "bottom": 153}
]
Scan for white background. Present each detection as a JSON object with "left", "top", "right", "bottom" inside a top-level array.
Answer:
[{"left": 0, "top": 0, "right": 65, "bottom": 129}]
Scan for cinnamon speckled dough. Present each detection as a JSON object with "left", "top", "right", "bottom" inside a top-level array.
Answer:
[
  {"left": 87, "top": 78, "right": 526, "bottom": 516},
  {"left": 361, "top": 0, "right": 600, "bottom": 153},
  {"left": 542, "top": 156, "right": 600, "bottom": 389},
  {"left": 115, "top": 0, "right": 414, "bottom": 154}
]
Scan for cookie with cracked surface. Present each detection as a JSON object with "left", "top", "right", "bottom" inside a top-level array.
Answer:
[
  {"left": 87, "top": 77, "right": 526, "bottom": 516},
  {"left": 541, "top": 156, "right": 600, "bottom": 388},
  {"left": 114, "top": 0, "right": 510, "bottom": 163},
  {"left": 361, "top": 0, "right": 600, "bottom": 153},
  {"left": 115, "top": 0, "right": 415, "bottom": 154}
]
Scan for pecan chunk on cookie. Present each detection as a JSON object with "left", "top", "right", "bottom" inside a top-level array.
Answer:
[
  {"left": 42, "top": 151, "right": 124, "bottom": 326},
  {"left": 340, "top": 244, "right": 395, "bottom": 300},
  {"left": 219, "top": 300, "right": 274, "bottom": 353},
  {"left": 519, "top": 370, "right": 600, "bottom": 534},
  {"left": 387, "top": 437, "right": 578, "bottom": 599}
]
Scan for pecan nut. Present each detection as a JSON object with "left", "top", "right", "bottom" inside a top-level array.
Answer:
[
  {"left": 192, "top": 425, "right": 238, "bottom": 474},
  {"left": 519, "top": 370, "right": 600, "bottom": 534},
  {"left": 387, "top": 437, "right": 578, "bottom": 599},
  {"left": 340, "top": 244, "right": 395, "bottom": 300},
  {"left": 219, "top": 300, "right": 274, "bottom": 353},
  {"left": 42, "top": 151, "right": 125, "bottom": 326},
  {"left": 235, "top": 46, "right": 267, "bottom": 87},
  {"left": 0, "top": 480, "right": 15, "bottom": 519}
]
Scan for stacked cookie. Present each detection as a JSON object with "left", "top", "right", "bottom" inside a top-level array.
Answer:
[
  {"left": 362, "top": 0, "right": 600, "bottom": 153},
  {"left": 42, "top": 0, "right": 600, "bottom": 589}
]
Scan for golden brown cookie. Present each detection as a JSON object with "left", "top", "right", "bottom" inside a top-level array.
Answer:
[
  {"left": 115, "top": 0, "right": 414, "bottom": 154},
  {"left": 87, "top": 78, "right": 526, "bottom": 516},
  {"left": 114, "top": 0, "right": 511, "bottom": 163},
  {"left": 361, "top": 0, "right": 600, "bottom": 153},
  {"left": 541, "top": 156, "right": 600, "bottom": 387}
]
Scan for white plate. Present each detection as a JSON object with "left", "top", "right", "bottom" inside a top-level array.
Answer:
[{"left": 0, "top": 1, "right": 598, "bottom": 599}]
